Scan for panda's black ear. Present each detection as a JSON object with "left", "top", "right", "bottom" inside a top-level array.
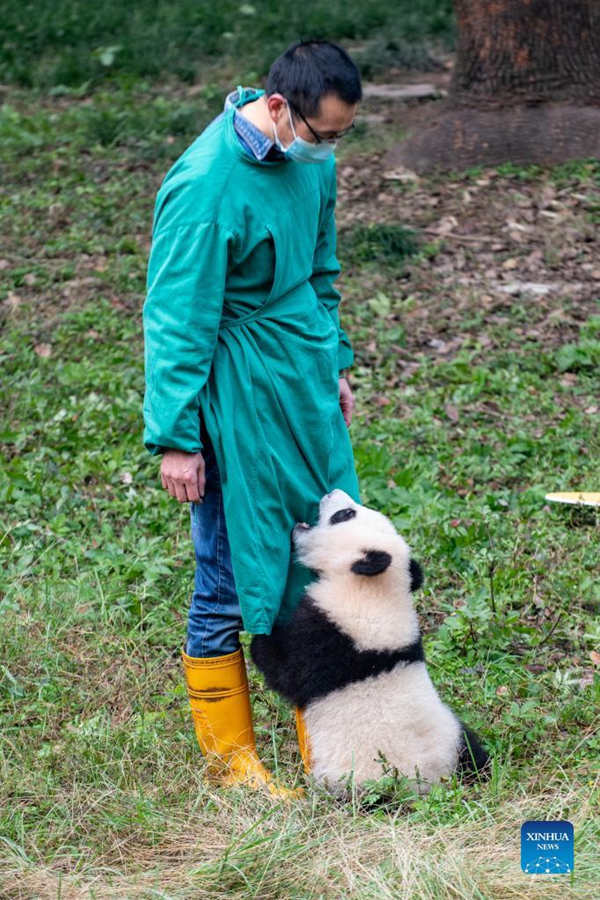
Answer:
[
  {"left": 351, "top": 549, "right": 392, "bottom": 576},
  {"left": 409, "top": 558, "right": 424, "bottom": 592}
]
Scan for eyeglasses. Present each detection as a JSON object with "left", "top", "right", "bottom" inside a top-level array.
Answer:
[{"left": 289, "top": 102, "right": 355, "bottom": 144}]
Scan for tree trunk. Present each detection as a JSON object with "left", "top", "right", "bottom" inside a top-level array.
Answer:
[
  {"left": 386, "top": 0, "right": 600, "bottom": 173},
  {"left": 452, "top": 0, "right": 600, "bottom": 105}
]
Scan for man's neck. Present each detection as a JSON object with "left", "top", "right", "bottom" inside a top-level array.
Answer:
[{"left": 237, "top": 95, "right": 274, "bottom": 142}]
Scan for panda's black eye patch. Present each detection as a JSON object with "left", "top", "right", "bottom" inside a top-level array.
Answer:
[{"left": 329, "top": 507, "right": 357, "bottom": 526}]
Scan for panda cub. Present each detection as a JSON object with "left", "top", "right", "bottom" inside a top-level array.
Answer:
[{"left": 251, "top": 489, "right": 489, "bottom": 794}]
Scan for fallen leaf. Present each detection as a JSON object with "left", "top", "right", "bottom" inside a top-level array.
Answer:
[
  {"left": 374, "top": 395, "right": 390, "bottom": 407},
  {"left": 382, "top": 166, "right": 419, "bottom": 183},
  {"left": 499, "top": 281, "right": 556, "bottom": 296},
  {"left": 525, "top": 249, "right": 544, "bottom": 265},
  {"left": 560, "top": 373, "right": 578, "bottom": 387},
  {"left": 432, "top": 215, "right": 458, "bottom": 236},
  {"left": 445, "top": 403, "right": 459, "bottom": 422},
  {"left": 590, "top": 651, "right": 600, "bottom": 667},
  {"left": 34, "top": 343, "right": 52, "bottom": 357},
  {"left": 506, "top": 219, "right": 534, "bottom": 233}
]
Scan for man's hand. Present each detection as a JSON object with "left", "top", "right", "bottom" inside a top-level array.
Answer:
[
  {"left": 339, "top": 376, "right": 355, "bottom": 427},
  {"left": 160, "top": 450, "right": 205, "bottom": 503}
]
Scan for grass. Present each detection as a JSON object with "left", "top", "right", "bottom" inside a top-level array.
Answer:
[
  {"left": 1, "top": 0, "right": 454, "bottom": 89},
  {"left": 338, "top": 223, "right": 420, "bottom": 266},
  {"left": 1, "top": 38, "right": 600, "bottom": 900}
]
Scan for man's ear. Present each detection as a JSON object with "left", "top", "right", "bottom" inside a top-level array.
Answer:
[
  {"left": 409, "top": 559, "right": 424, "bottom": 592},
  {"left": 350, "top": 549, "right": 392, "bottom": 576},
  {"left": 266, "top": 93, "right": 286, "bottom": 122}
]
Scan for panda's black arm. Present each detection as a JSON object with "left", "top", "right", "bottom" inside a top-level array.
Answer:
[
  {"left": 250, "top": 627, "right": 304, "bottom": 703},
  {"left": 251, "top": 598, "right": 362, "bottom": 707},
  {"left": 250, "top": 629, "right": 283, "bottom": 684},
  {"left": 250, "top": 597, "right": 342, "bottom": 706}
]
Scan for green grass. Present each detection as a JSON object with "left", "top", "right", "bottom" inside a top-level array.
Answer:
[
  {"left": 1, "top": 77, "right": 599, "bottom": 898},
  {"left": 1, "top": 0, "right": 454, "bottom": 89},
  {"left": 338, "top": 223, "right": 420, "bottom": 267}
]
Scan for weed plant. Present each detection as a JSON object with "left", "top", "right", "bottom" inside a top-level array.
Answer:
[
  {"left": 338, "top": 223, "right": 420, "bottom": 267},
  {"left": 1, "top": 0, "right": 455, "bottom": 89}
]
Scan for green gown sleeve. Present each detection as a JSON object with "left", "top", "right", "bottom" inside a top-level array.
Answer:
[
  {"left": 309, "top": 169, "right": 354, "bottom": 373},
  {"left": 143, "top": 221, "right": 234, "bottom": 454}
]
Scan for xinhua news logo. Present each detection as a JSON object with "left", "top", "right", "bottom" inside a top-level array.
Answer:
[{"left": 521, "top": 820, "right": 574, "bottom": 874}]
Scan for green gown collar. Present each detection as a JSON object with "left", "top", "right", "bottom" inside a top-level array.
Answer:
[{"left": 225, "top": 86, "right": 287, "bottom": 167}]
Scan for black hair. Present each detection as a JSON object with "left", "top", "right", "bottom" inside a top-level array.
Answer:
[{"left": 265, "top": 40, "right": 362, "bottom": 117}]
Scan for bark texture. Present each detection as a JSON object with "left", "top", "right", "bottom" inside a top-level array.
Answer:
[
  {"left": 386, "top": 0, "right": 600, "bottom": 173},
  {"left": 452, "top": 0, "right": 600, "bottom": 106}
]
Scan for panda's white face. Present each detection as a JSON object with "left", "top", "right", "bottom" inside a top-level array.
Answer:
[
  {"left": 293, "top": 490, "right": 421, "bottom": 651},
  {"left": 293, "top": 489, "right": 409, "bottom": 578}
]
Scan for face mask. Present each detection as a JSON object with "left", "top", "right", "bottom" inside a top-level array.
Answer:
[{"left": 273, "top": 102, "right": 336, "bottom": 163}]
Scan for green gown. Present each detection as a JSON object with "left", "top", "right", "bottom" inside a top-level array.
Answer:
[{"left": 143, "top": 88, "right": 361, "bottom": 633}]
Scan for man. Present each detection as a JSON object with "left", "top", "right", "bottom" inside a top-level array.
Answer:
[{"left": 143, "top": 40, "right": 362, "bottom": 794}]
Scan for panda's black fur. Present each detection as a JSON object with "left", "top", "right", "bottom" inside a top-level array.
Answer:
[
  {"left": 251, "top": 602, "right": 425, "bottom": 709},
  {"left": 250, "top": 490, "right": 489, "bottom": 791}
]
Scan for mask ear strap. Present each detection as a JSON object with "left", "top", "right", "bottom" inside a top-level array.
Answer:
[
  {"left": 273, "top": 100, "right": 296, "bottom": 152},
  {"left": 285, "top": 101, "right": 298, "bottom": 140}
]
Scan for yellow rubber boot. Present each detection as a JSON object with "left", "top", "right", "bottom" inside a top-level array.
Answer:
[
  {"left": 182, "top": 646, "right": 300, "bottom": 797},
  {"left": 295, "top": 707, "right": 312, "bottom": 775}
]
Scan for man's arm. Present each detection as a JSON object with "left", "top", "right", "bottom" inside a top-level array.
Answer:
[
  {"left": 310, "top": 167, "right": 355, "bottom": 426},
  {"left": 143, "top": 221, "right": 234, "bottom": 499},
  {"left": 309, "top": 166, "right": 354, "bottom": 373}
]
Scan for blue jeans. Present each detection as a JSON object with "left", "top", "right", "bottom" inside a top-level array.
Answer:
[{"left": 186, "top": 428, "right": 243, "bottom": 658}]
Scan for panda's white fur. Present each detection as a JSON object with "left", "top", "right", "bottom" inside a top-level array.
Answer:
[
  {"left": 251, "top": 489, "right": 489, "bottom": 795},
  {"left": 305, "top": 666, "right": 462, "bottom": 790},
  {"left": 295, "top": 496, "right": 420, "bottom": 653}
]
